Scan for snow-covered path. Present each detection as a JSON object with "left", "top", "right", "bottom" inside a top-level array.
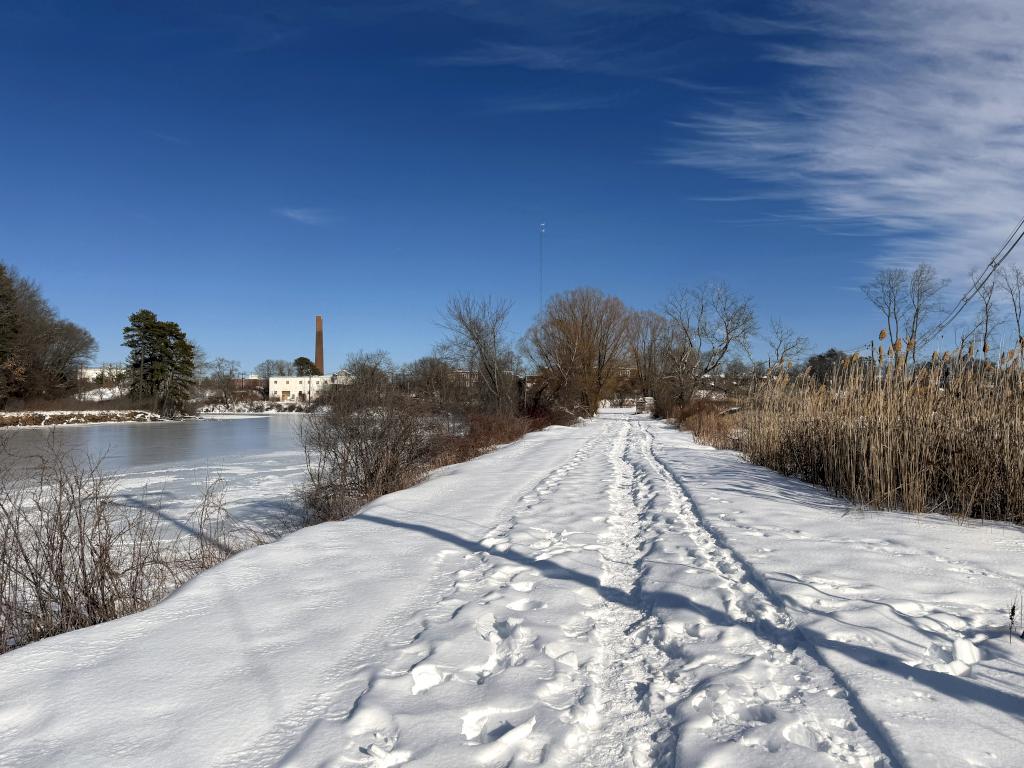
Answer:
[{"left": 2, "top": 411, "right": 1023, "bottom": 767}]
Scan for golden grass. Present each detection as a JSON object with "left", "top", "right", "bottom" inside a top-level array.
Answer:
[{"left": 740, "top": 347, "right": 1024, "bottom": 523}]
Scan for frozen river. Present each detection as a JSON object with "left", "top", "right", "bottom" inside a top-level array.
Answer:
[{"left": 2, "top": 414, "right": 309, "bottom": 531}]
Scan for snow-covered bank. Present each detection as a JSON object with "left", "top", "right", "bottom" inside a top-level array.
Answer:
[
  {"left": 0, "top": 412, "right": 1021, "bottom": 767},
  {"left": 197, "top": 401, "right": 314, "bottom": 414},
  {"left": 0, "top": 410, "right": 161, "bottom": 427}
]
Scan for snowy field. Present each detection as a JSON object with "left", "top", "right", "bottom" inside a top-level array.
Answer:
[{"left": 1, "top": 410, "right": 1022, "bottom": 767}]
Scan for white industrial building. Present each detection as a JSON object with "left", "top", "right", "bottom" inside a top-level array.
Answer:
[{"left": 269, "top": 371, "right": 352, "bottom": 402}]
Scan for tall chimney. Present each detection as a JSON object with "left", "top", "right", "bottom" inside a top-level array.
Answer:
[{"left": 315, "top": 315, "right": 324, "bottom": 374}]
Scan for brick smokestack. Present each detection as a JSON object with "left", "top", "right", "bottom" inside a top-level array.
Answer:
[{"left": 315, "top": 315, "right": 324, "bottom": 374}]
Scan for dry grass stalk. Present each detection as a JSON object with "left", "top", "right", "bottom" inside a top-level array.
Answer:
[{"left": 740, "top": 346, "right": 1024, "bottom": 523}]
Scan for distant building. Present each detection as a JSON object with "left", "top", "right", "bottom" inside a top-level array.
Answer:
[
  {"left": 78, "top": 364, "right": 124, "bottom": 383},
  {"left": 269, "top": 371, "right": 352, "bottom": 402}
]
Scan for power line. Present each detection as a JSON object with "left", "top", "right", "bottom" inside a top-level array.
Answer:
[{"left": 918, "top": 213, "right": 1024, "bottom": 348}]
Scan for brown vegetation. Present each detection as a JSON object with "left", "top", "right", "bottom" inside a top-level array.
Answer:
[
  {"left": 0, "top": 437, "right": 263, "bottom": 653},
  {"left": 740, "top": 347, "right": 1024, "bottom": 523},
  {"left": 0, "top": 410, "right": 160, "bottom": 427}
]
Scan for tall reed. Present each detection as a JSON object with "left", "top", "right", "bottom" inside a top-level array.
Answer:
[{"left": 741, "top": 345, "right": 1024, "bottom": 523}]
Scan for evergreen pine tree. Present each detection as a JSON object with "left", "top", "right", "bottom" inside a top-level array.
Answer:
[{"left": 123, "top": 309, "right": 196, "bottom": 416}]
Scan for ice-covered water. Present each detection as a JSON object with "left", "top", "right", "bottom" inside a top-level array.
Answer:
[{"left": 2, "top": 414, "right": 309, "bottom": 531}]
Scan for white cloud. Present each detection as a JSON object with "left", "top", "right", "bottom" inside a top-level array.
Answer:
[
  {"left": 276, "top": 207, "right": 330, "bottom": 225},
  {"left": 668, "top": 1, "right": 1024, "bottom": 278},
  {"left": 490, "top": 94, "right": 616, "bottom": 113}
]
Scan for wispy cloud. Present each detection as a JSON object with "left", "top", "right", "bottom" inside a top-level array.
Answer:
[
  {"left": 150, "top": 131, "right": 189, "bottom": 146},
  {"left": 490, "top": 94, "right": 617, "bottom": 113},
  {"left": 276, "top": 207, "right": 330, "bottom": 225},
  {"left": 437, "top": 41, "right": 630, "bottom": 76},
  {"left": 435, "top": 29, "right": 695, "bottom": 81},
  {"left": 667, "top": 1, "right": 1024, "bottom": 278}
]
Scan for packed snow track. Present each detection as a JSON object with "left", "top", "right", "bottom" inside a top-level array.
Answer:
[{"left": 2, "top": 411, "right": 1022, "bottom": 767}]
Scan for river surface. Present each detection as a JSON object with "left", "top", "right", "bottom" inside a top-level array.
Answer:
[
  {"left": 2, "top": 414, "right": 305, "bottom": 471},
  {"left": 1, "top": 415, "right": 309, "bottom": 531}
]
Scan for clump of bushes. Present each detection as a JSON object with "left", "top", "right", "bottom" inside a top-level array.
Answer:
[
  {"left": 673, "top": 399, "right": 743, "bottom": 450},
  {"left": 0, "top": 437, "right": 263, "bottom": 653},
  {"left": 298, "top": 346, "right": 573, "bottom": 525}
]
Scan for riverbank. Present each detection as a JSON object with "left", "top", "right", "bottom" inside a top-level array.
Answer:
[
  {"left": 197, "top": 401, "right": 315, "bottom": 414},
  {"left": 0, "top": 410, "right": 162, "bottom": 428}
]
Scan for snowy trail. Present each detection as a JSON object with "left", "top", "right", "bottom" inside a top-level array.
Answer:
[
  {"left": 2, "top": 411, "right": 1022, "bottom": 766},
  {"left": 208, "top": 415, "right": 883, "bottom": 766}
]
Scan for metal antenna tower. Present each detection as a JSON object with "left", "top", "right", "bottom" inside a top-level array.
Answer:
[{"left": 539, "top": 222, "right": 546, "bottom": 310}]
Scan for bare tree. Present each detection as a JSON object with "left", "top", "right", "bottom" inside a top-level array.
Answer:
[
  {"left": 765, "top": 317, "right": 809, "bottom": 370},
  {"left": 400, "top": 356, "right": 461, "bottom": 406},
  {"left": 203, "top": 357, "right": 241, "bottom": 404},
  {"left": 664, "top": 282, "right": 757, "bottom": 387},
  {"left": 974, "top": 274, "right": 1002, "bottom": 360},
  {"left": 1000, "top": 265, "right": 1024, "bottom": 347},
  {"left": 625, "top": 310, "right": 668, "bottom": 397},
  {"left": 439, "top": 296, "right": 519, "bottom": 414},
  {"left": 863, "top": 268, "right": 907, "bottom": 342},
  {"left": 254, "top": 359, "right": 295, "bottom": 379},
  {"left": 524, "top": 288, "right": 630, "bottom": 414},
  {"left": 905, "top": 264, "right": 948, "bottom": 361}
]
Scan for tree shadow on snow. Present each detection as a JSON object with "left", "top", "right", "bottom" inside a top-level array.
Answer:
[{"left": 357, "top": 512, "right": 1024, "bottom": 751}]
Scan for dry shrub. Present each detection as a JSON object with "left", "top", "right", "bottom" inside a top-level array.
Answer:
[
  {"left": 436, "top": 412, "right": 531, "bottom": 465},
  {"left": 0, "top": 438, "right": 265, "bottom": 653},
  {"left": 743, "top": 350, "right": 1024, "bottom": 523},
  {"left": 675, "top": 399, "right": 743, "bottom": 450},
  {"left": 299, "top": 383, "right": 440, "bottom": 523},
  {"left": 299, "top": 373, "right": 573, "bottom": 524}
]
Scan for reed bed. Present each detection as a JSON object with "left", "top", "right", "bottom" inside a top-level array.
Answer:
[{"left": 741, "top": 345, "right": 1024, "bottom": 523}]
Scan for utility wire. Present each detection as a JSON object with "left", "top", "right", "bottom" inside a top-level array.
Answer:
[
  {"left": 918, "top": 213, "right": 1024, "bottom": 348},
  {"left": 845, "top": 213, "right": 1024, "bottom": 357}
]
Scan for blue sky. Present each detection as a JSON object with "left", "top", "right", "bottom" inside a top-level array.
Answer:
[{"left": 3, "top": 1, "right": 1021, "bottom": 370}]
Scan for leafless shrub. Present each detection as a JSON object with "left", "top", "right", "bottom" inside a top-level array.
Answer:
[
  {"left": 0, "top": 437, "right": 267, "bottom": 653},
  {"left": 174, "top": 476, "right": 270, "bottom": 580},
  {"left": 0, "top": 438, "right": 171, "bottom": 650},
  {"left": 299, "top": 355, "right": 439, "bottom": 523}
]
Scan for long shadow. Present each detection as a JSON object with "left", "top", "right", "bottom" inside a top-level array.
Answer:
[
  {"left": 358, "top": 510, "right": 1024, "bottom": 765},
  {"left": 356, "top": 512, "right": 736, "bottom": 628},
  {"left": 650, "top": 431, "right": 1024, "bottom": 762},
  {"left": 118, "top": 489, "right": 235, "bottom": 556}
]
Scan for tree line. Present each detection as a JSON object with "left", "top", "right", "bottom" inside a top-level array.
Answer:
[{"left": 0, "top": 263, "right": 96, "bottom": 408}]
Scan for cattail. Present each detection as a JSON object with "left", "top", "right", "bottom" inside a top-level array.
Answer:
[
  {"left": 983, "top": 341, "right": 991, "bottom": 355},
  {"left": 879, "top": 329, "right": 888, "bottom": 341}
]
